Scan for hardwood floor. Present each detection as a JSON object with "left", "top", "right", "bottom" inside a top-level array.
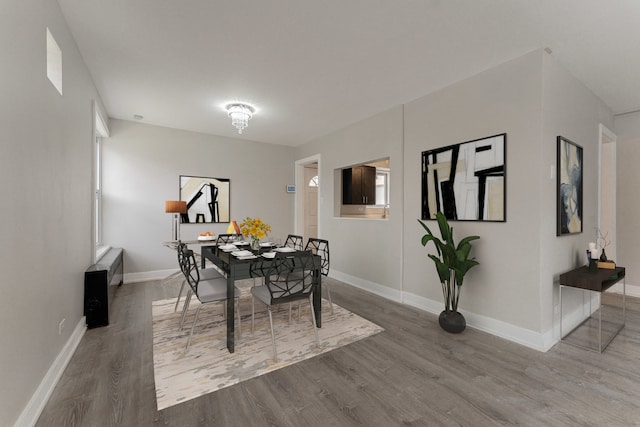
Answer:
[{"left": 36, "top": 277, "right": 640, "bottom": 426}]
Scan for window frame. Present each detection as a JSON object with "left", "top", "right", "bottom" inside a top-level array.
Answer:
[{"left": 93, "top": 104, "right": 110, "bottom": 261}]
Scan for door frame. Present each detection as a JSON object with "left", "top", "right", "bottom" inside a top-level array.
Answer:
[
  {"left": 294, "top": 154, "right": 321, "bottom": 238},
  {"left": 597, "top": 123, "right": 617, "bottom": 259}
]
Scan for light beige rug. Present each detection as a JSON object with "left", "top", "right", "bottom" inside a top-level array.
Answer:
[{"left": 152, "top": 295, "right": 384, "bottom": 410}]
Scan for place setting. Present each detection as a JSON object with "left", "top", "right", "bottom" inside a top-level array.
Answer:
[{"left": 231, "top": 249, "right": 257, "bottom": 260}]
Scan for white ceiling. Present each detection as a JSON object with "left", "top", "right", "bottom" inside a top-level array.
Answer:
[{"left": 57, "top": 0, "right": 640, "bottom": 146}]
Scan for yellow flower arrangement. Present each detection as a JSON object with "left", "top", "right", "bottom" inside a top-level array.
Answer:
[{"left": 239, "top": 217, "right": 271, "bottom": 243}]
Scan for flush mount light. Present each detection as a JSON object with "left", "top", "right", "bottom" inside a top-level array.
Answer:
[
  {"left": 133, "top": 114, "right": 144, "bottom": 120},
  {"left": 224, "top": 102, "right": 256, "bottom": 134}
]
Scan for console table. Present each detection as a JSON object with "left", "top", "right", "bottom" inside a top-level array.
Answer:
[{"left": 559, "top": 265, "right": 625, "bottom": 353}]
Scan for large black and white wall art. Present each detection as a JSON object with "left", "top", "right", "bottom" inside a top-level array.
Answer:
[
  {"left": 421, "top": 133, "right": 506, "bottom": 221},
  {"left": 556, "top": 136, "right": 583, "bottom": 235},
  {"left": 180, "top": 175, "right": 231, "bottom": 223}
]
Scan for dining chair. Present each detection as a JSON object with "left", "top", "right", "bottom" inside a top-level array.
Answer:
[
  {"left": 251, "top": 251, "right": 319, "bottom": 360},
  {"left": 284, "top": 234, "right": 304, "bottom": 250},
  {"left": 305, "top": 238, "right": 332, "bottom": 314},
  {"left": 179, "top": 247, "right": 242, "bottom": 352},
  {"left": 174, "top": 242, "right": 225, "bottom": 312}
]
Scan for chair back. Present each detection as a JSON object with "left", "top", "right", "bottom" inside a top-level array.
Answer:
[
  {"left": 305, "top": 238, "right": 329, "bottom": 277},
  {"left": 264, "top": 252, "right": 315, "bottom": 304},
  {"left": 177, "top": 241, "right": 189, "bottom": 275},
  {"left": 180, "top": 248, "right": 201, "bottom": 294},
  {"left": 216, "top": 233, "right": 240, "bottom": 245},
  {"left": 284, "top": 234, "right": 304, "bottom": 250}
]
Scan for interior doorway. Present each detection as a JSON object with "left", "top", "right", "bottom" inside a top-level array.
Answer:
[
  {"left": 303, "top": 164, "right": 318, "bottom": 240},
  {"left": 598, "top": 124, "right": 617, "bottom": 262},
  {"left": 295, "top": 155, "right": 321, "bottom": 242}
]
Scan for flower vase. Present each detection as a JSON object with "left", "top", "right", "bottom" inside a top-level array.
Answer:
[{"left": 250, "top": 238, "right": 261, "bottom": 251}]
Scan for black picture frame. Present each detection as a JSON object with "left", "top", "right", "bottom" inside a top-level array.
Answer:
[
  {"left": 421, "top": 133, "right": 506, "bottom": 222},
  {"left": 557, "top": 136, "right": 583, "bottom": 235},
  {"left": 179, "top": 175, "right": 230, "bottom": 223}
]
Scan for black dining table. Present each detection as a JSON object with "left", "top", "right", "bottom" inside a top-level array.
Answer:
[{"left": 201, "top": 244, "right": 323, "bottom": 353}]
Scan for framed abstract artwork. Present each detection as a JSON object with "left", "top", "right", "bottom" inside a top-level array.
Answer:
[
  {"left": 421, "top": 133, "right": 506, "bottom": 222},
  {"left": 556, "top": 136, "right": 583, "bottom": 235},
  {"left": 179, "top": 175, "right": 230, "bottom": 223}
]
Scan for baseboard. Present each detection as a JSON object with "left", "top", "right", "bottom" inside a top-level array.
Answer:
[
  {"left": 14, "top": 317, "right": 86, "bottom": 427},
  {"left": 329, "top": 270, "right": 403, "bottom": 303},
  {"left": 402, "top": 291, "right": 550, "bottom": 352},
  {"left": 610, "top": 282, "right": 640, "bottom": 298},
  {"left": 330, "top": 269, "right": 549, "bottom": 352},
  {"left": 124, "top": 268, "right": 178, "bottom": 284}
]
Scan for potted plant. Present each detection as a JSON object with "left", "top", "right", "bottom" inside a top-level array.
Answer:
[{"left": 418, "top": 212, "right": 480, "bottom": 333}]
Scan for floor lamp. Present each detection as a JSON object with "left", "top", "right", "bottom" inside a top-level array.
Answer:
[{"left": 165, "top": 200, "right": 187, "bottom": 241}]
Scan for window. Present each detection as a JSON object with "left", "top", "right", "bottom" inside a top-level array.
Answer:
[
  {"left": 375, "top": 169, "right": 390, "bottom": 206},
  {"left": 308, "top": 175, "right": 319, "bottom": 187},
  {"left": 94, "top": 105, "right": 109, "bottom": 260},
  {"left": 95, "top": 133, "right": 102, "bottom": 247}
]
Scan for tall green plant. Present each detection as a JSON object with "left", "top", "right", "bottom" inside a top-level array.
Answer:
[{"left": 418, "top": 212, "right": 480, "bottom": 313}]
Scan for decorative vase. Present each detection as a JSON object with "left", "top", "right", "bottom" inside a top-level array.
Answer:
[
  {"left": 438, "top": 310, "right": 466, "bottom": 333},
  {"left": 250, "top": 238, "right": 261, "bottom": 250},
  {"left": 599, "top": 248, "right": 607, "bottom": 262}
]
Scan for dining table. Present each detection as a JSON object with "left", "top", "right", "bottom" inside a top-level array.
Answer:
[{"left": 201, "top": 242, "right": 323, "bottom": 353}]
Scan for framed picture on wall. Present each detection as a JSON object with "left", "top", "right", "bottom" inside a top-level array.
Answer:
[
  {"left": 556, "top": 136, "right": 583, "bottom": 235},
  {"left": 421, "top": 133, "right": 506, "bottom": 221},
  {"left": 179, "top": 175, "right": 231, "bottom": 223}
]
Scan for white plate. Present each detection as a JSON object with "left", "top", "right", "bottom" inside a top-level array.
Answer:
[
  {"left": 197, "top": 236, "right": 215, "bottom": 241},
  {"left": 218, "top": 244, "right": 236, "bottom": 251},
  {"left": 274, "top": 247, "right": 295, "bottom": 253},
  {"left": 236, "top": 255, "right": 257, "bottom": 260},
  {"left": 261, "top": 252, "right": 276, "bottom": 259},
  {"left": 233, "top": 241, "right": 249, "bottom": 246},
  {"left": 259, "top": 242, "right": 274, "bottom": 247},
  {"left": 232, "top": 250, "right": 254, "bottom": 257}
]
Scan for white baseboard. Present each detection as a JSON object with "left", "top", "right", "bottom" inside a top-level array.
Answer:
[
  {"left": 124, "top": 268, "right": 179, "bottom": 284},
  {"left": 332, "top": 269, "right": 550, "bottom": 352},
  {"left": 329, "top": 270, "right": 403, "bottom": 303},
  {"left": 610, "top": 282, "right": 640, "bottom": 298},
  {"left": 14, "top": 318, "right": 86, "bottom": 427},
  {"left": 401, "top": 291, "right": 550, "bottom": 352}
]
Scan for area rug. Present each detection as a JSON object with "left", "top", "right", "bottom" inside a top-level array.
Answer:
[{"left": 152, "top": 295, "right": 384, "bottom": 410}]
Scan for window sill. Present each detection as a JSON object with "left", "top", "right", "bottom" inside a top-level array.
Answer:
[{"left": 96, "top": 245, "right": 111, "bottom": 262}]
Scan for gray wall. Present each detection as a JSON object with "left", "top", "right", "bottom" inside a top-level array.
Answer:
[
  {"left": 539, "top": 53, "right": 614, "bottom": 335},
  {"left": 295, "top": 106, "right": 405, "bottom": 298},
  {"left": 403, "top": 51, "right": 544, "bottom": 336},
  {"left": 102, "top": 120, "right": 296, "bottom": 280},
  {"left": 1, "top": 0, "right": 103, "bottom": 424},
  {"left": 295, "top": 50, "right": 614, "bottom": 350}
]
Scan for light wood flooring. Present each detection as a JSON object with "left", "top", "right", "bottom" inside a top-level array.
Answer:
[{"left": 36, "top": 277, "right": 640, "bottom": 426}]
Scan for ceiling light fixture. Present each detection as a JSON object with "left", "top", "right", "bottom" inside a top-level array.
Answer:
[{"left": 224, "top": 102, "right": 255, "bottom": 134}]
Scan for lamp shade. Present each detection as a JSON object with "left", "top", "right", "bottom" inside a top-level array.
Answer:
[{"left": 165, "top": 200, "right": 187, "bottom": 214}]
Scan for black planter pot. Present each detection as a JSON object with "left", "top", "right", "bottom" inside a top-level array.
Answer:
[{"left": 438, "top": 310, "right": 466, "bottom": 333}]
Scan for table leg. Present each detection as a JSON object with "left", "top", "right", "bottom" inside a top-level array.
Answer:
[
  {"left": 313, "top": 268, "right": 322, "bottom": 328},
  {"left": 559, "top": 284, "right": 563, "bottom": 339},
  {"left": 226, "top": 267, "right": 235, "bottom": 353}
]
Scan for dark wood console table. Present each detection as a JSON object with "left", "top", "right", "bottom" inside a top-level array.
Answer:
[{"left": 559, "top": 265, "right": 625, "bottom": 352}]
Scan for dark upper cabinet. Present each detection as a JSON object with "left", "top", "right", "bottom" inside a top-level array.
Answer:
[{"left": 342, "top": 165, "right": 376, "bottom": 205}]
